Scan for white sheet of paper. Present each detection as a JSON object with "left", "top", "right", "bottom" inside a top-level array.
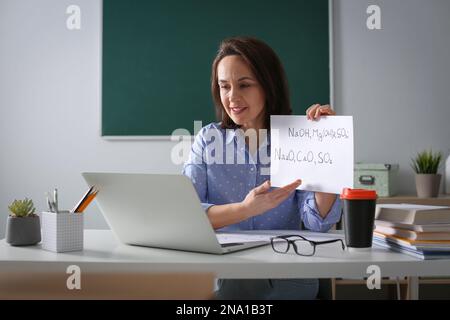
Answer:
[
  {"left": 270, "top": 115, "right": 354, "bottom": 194},
  {"left": 216, "top": 231, "right": 344, "bottom": 244},
  {"left": 216, "top": 233, "right": 273, "bottom": 244}
]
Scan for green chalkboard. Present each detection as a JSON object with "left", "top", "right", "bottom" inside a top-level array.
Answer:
[{"left": 102, "top": 0, "right": 330, "bottom": 136}]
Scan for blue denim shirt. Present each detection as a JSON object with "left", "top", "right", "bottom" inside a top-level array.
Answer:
[{"left": 182, "top": 122, "right": 342, "bottom": 232}]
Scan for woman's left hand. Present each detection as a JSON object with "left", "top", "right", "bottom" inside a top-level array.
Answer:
[
  {"left": 305, "top": 103, "right": 337, "bottom": 217},
  {"left": 306, "top": 104, "right": 335, "bottom": 120}
]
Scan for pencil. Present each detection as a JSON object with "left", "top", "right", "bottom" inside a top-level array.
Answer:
[
  {"left": 76, "top": 190, "right": 98, "bottom": 213},
  {"left": 71, "top": 186, "right": 94, "bottom": 213}
]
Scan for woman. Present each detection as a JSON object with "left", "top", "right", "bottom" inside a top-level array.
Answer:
[{"left": 183, "top": 37, "right": 342, "bottom": 299}]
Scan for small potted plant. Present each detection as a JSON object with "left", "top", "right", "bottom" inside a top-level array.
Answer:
[
  {"left": 6, "top": 198, "right": 41, "bottom": 246},
  {"left": 411, "top": 150, "right": 442, "bottom": 198}
]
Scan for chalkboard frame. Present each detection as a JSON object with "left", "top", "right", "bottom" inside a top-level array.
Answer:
[{"left": 101, "top": 0, "right": 334, "bottom": 140}]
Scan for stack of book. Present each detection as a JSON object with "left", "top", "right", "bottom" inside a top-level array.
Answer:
[{"left": 373, "top": 204, "right": 450, "bottom": 259}]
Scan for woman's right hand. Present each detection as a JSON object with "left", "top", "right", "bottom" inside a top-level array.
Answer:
[{"left": 240, "top": 179, "right": 302, "bottom": 218}]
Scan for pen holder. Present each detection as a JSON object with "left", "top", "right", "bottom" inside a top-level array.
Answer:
[{"left": 41, "top": 211, "right": 84, "bottom": 252}]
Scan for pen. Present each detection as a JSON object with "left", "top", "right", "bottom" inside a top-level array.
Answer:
[
  {"left": 46, "top": 192, "right": 53, "bottom": 212},
  {"left": 53, "top": 188, "right": 58, "bottom": 213}
]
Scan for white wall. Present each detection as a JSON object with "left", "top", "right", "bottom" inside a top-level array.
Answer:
[
  {"left": 333, "top": 0, "right": 450, "bottom": 194},
  {"left": 0, "top": 0, "right": 182, "bottom": 238},
  {"left": 1, "top": 0, "right": 450, "bottom": 238}
]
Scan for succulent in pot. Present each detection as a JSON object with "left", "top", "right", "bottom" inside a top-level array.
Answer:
[
  {"left": 6, "top": 198, "right": 41, "bottom": 246},
  {"left": 411, "top": 150, "right": 442, "bottom": 198}
]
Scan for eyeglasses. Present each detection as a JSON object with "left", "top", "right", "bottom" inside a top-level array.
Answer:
[{"left": 270, "top": 234, "right": 345, "bottom": 256}]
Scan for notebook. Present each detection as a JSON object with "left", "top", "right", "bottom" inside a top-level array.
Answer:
[{"left": 375, "top": 203, "right": 450, "bottom": 224}]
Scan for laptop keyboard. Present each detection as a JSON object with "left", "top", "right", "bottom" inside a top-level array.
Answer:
[{"left": 220, "top": 242, "right": 244, "bottom": 248}]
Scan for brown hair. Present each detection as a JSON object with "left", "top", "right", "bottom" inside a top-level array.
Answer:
[{"left": 211, "top": 37, "right": 292, "bottom": 129}]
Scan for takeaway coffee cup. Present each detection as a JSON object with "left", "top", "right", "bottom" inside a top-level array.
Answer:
[{"left": 340, "top": 188, "right": 378, "bottom": 250}]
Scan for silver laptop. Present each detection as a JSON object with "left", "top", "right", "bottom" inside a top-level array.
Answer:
[{"left": 82, "top": 172, "right": 269, "bottom": 254}]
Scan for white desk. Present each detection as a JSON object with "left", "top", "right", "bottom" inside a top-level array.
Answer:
[{"left": 2, "top": 229, "right": 450, "bottom": 299}]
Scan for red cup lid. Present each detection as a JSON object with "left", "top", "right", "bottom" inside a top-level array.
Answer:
[{"left": 340, "top": 188, "right": 377, "bottom": 200}]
